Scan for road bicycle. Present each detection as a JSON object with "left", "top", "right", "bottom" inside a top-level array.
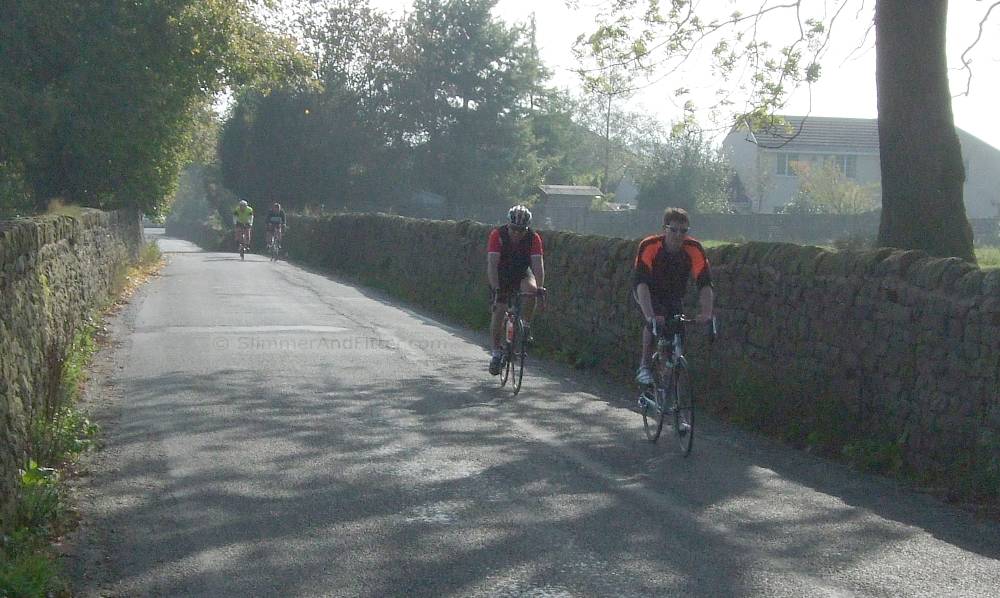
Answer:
[
  {"left": 235, "top": 224, "right": 251, "bottom": 261},
  {"left": 267, "top": 227, "right": 282, "bottom": 261},
  {"left": 497, "top": 290, "right": 544, "bottom": 395},
  {"left": 638, "top": 314, "right": 716, "bottom": 456}
]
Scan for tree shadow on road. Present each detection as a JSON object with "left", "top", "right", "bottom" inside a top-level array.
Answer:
[{"left": 69, "top": 360, "right": 1000, "bottom": 597}]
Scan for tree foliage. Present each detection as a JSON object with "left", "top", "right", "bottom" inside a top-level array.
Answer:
[
  {"left": 220, "top": 0, "right": 601, "bottom": 214},
  {"left": 780, "top": 160, "right": 879, "bottom": 215},
  {"left": 403, "top": 0, "right": 544, "bottom": 208},
  {"left": 220, "top": 86, "right": 382, "bottom": 212},
  {"left": 530, "top": 92, "right": 604, "bottom": 186},
  {"left": 0, "top": 0, "right": 307, "bottom": 216},
  {"left": 572, "top": 1, "right": 834, "bottom": 127},
  {"left": 636, "top": 126, "right": 734, "bottom": 214},
  {"left": 572, "top": 16, "right": 644, "bottom": 193}
]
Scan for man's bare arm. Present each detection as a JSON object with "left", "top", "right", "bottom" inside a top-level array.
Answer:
[
  {"left": 635, "top": 283, "right": 656, "bottom": 321},
  {"left": 487, "top": 253, "right": 500, "bottom": 289},
  {"left": 530, "top": 255, "right": 545, "bottom": 289},
  {"left": 697, "top": 286, "right": 714, "bottom": 322}
]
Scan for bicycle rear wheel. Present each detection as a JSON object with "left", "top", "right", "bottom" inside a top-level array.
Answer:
[
  {"left": 511, "top": 319, "right": 526, "bottom": 395},
  {"left": 672, "top": 362, "right": 694, "bottom": 456}
]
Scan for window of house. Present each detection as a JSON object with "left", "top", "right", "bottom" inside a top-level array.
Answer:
[
  {"left": 775, "top": 153, "right": 800, "bottom": 176},
  {"left": 834, "top": 154, "right": 857, "bottom": 178},
  {"left": 777, "top": 153, "right": 858, "bottom": 178}
]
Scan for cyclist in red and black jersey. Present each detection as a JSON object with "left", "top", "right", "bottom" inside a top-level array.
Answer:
[
  {"left": 633, "top": 207, "right": 714, "bottom": 385},
  {"left": 487, "top": 205, "right": 546, "bottom": 375}
]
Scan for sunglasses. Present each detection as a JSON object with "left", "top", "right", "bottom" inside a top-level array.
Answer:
[{"left": 664, "top": 225, "right": 689, "bottom": 234}]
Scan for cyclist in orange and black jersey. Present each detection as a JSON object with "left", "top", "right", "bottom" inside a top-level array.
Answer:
[{"left": 633, "top": 207, "right": 714, "bottom": 385}]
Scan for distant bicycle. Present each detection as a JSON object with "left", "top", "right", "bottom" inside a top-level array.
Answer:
[
  {"left": 267, "top": 231, "right": 281, "bottom": 261},
  {"left": 235, "top": 224, "right": 251, "bottom": 261},
  {"left": 638, "top": 314, "right": 716, "bottom": 455},
  {"left": 266, "top": 222, "right": 284, "bottom": 262},
  {"left": 497, "top": 290, "right": 544, "bottom": 395}
]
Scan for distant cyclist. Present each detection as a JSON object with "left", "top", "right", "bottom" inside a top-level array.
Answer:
[
  {"left": 633, "top": 207, "right": 714, "bottom": 386},
  {"left": 266, "top": 202, "right": 286, "bottom": 250},
  {"left": 487, "top": 205, "right": 546, "bottom": 375},
  {"left": 233, "top": 200, "right": 254, "bottom": 250}
]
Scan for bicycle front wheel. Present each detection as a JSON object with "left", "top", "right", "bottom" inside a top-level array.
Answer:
[
  {"left": 499, "top": 343, "right": 512, "bottom": 387},
  {"left": 672, "top": 362, "right": 694, "bottom": 456},
  {"left": 511, "top": 319, "right": 526, "bottom": 395}
]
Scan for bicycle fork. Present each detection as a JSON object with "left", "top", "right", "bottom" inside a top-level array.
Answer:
[{"left": 638, "top": 379, "right": 673, "bottom": 414}]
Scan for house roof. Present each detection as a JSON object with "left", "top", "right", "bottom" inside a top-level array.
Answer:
[
  {"left": 538, "top": 185, "right": 603, "bottom": 197},
  {"left": 747, "top": 116, "right": 880, "bottom": 154}
]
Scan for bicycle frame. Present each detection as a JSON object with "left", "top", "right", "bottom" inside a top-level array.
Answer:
[
  {"left": 235, "top": 224, "right": 251, "bottom": 260},
  {"left": 235, "top": 225, "right": 251, "bottom": 246},
  {"left": 497, "top": 290, "right": 541, "bottom": 394},
  {"left": 640, "top": 314, "right": 714, "bottom": 453},
  {"left": 267, "top": 225, "right": 283, "bottom": 246},
  {"left": 267, "top": 225, "right": 283, "bottom": 261}
]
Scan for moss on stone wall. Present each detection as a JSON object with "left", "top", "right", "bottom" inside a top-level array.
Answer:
[{"left": 0, "top": 209, "right": 141, "bottom": 525}]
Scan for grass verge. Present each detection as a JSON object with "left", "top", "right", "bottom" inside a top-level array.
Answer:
[{"left": 976, "top": 245, "right": 1000, "bottom": 269}]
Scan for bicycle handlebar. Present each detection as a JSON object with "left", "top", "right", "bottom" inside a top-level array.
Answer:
[
  {"left": 489, "top": 287, "right": 546, "bottom": 300},
  {"left": 649, "top": 315, "right": 717, "bottom": 342}
]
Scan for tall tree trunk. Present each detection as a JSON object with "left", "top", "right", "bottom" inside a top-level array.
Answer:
[{"left": 875, "top": 0, "right": 975, "bottom": 261}]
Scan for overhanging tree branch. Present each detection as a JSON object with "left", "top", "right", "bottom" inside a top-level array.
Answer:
[{"left": 956, "top": 0, "right": 1000, "bottom": 97}]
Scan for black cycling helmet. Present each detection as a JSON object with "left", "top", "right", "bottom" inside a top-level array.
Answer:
[{"left": 508, "top": 205, "right": 532, "bottom": 227}]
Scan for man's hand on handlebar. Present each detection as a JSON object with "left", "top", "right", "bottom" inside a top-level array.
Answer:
[{"left": 534, "top": 286, "right": 547, "bottom": 311}]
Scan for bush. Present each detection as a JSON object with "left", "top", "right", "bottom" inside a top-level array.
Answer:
[{"left": 0, "top": 161, "right": 35, "bottom": 218}]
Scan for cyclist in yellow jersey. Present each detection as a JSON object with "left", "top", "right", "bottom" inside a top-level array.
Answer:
[{"left": 233, "top": 200, "right": 254, "bottom": 250}]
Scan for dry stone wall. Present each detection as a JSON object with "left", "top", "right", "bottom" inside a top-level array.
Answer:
[
  {"left": 709, "top": 243, "right": 1000, "bottom": 489},
  {"left": 0, "top": 209, "right": 141, "bottom": 522},
  {"left": 177, "top": 212, "right": 998, "bottom": 497}
]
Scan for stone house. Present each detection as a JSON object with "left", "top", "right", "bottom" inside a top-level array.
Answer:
[{"left": 722, "top": 115, "right": 1000, "bottom": 218}]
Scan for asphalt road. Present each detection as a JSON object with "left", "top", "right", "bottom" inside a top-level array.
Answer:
[{"left": 67, "top": 230, "right": 1000, "bottom": 597}]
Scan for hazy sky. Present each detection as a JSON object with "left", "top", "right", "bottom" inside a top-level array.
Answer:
[{"left": 367, "top": 0, "right": 1000, "bottom": 148}]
